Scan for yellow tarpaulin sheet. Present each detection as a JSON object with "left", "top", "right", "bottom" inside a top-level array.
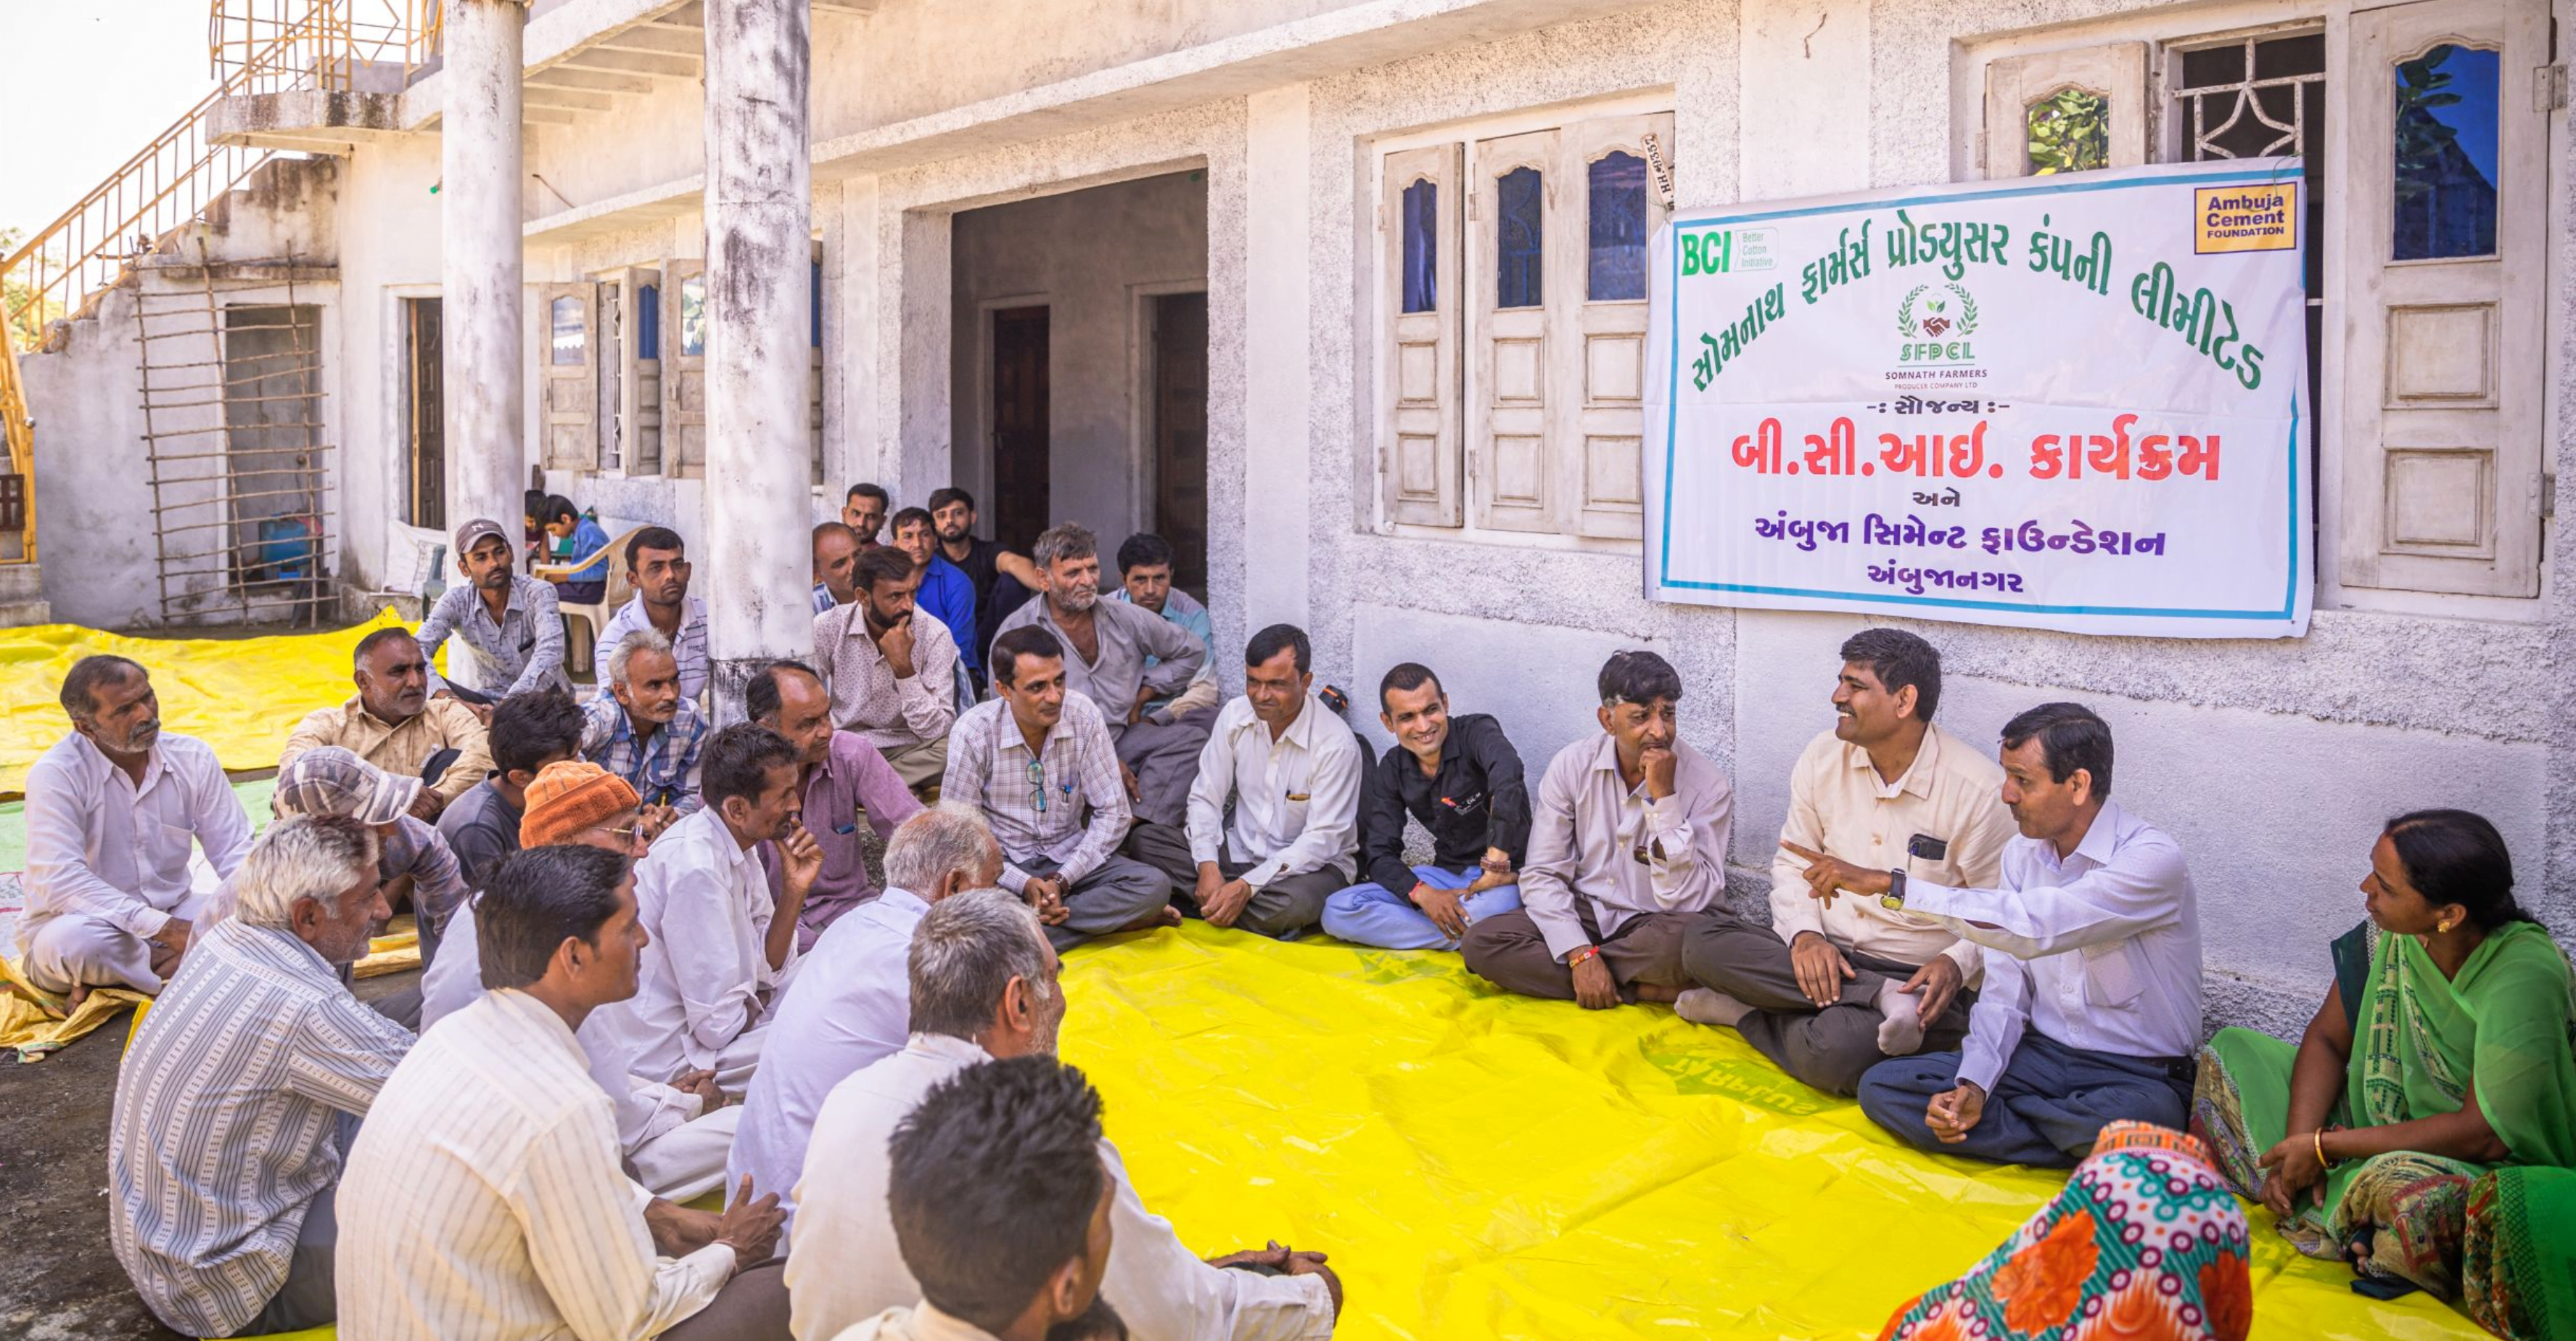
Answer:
[
  {"left": 1059, "top": 924, "right": 2485, "bottom": 1341},
  {"left": 0, "top": 610, "right": 409, "bottom": 794}
]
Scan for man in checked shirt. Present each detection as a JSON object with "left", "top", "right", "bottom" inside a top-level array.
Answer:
[{"left": 942, "top": 625, "right": 1174, "bottom": 949}]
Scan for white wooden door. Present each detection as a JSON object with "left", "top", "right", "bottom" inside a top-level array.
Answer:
[
  {"left": 2340, "top": 0, "right": 2548, "bottom": 596},
  {"left": 664, "top": 261, "right": 707, "bottom": 478},
  {"left": 1470, "top": 128, "right": 1560, "bottom": 534},
  {"left": 540, "top": 282, "right": 598, "bottom": 471},
  {"left": 1383, "top": 144, "right": 1462, "bottom": 526},
  {"left": 627, "top": 266, "right": 663, "bottom": 475},
  {"left": 1566, "top": 111, "right": 1671, "bottom": 539}
]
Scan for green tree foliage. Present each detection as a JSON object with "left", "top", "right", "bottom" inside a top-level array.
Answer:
[{"left": 2025, "top": 87, "right": 2110, "bottom": 176}]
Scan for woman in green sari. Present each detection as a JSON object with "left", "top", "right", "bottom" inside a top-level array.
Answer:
[{"left": 2193, "top": 810, "right": 2576, "bottom": 1340}]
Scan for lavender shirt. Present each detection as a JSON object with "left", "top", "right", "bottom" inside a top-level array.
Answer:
[{"left": 760, "top": 731, "right": 926, "bottom": 949}]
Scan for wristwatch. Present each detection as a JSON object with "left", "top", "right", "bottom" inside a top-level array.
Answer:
[{"left": 1880, "top": 868, "right": 1908, "bottom": 911}]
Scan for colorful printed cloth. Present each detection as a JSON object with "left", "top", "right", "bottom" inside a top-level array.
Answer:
[{"left": 1878, "top": 1122, "right": 2252, "bottom": 1341}]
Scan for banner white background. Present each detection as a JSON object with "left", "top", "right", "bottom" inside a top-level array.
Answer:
[{"left": 1644, "top": 160, "right": 2313, "bottom": 638}]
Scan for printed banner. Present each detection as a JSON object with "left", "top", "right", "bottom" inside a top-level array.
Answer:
[{"left": 1643, "top": 160, "right": 2312, "bottom": 638}]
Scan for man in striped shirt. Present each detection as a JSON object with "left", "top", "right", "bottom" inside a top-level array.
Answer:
[
  {"left": 584, "top": 626, "right": 711, "bottom": 832},
  {"left": 109, "top": 816, "right": 411, "bottom": 1338},
  {"left": 339, "top": 842, "right": 789, "bottom": 1340}
]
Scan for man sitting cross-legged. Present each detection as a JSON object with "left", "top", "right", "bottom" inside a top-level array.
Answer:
[
  {"left": 600, "top": 723, "right": 823, "bottom": 1091},
  {"left": 21, "top": 655, "right": 252, "bottom": 1000},
  {"left": 415, "top": 515, "right": 571, "bottom": 708},
  {"left": 1801, "top": 704, "right": 2205, "bottom": 1168},
  {"left": 826, "top": 1057, "right": 1124, "bottom": 1341},
  {"left": 110, "top": 816, "right": 409, "bottom": 1339},
  {"left": 421, "top": 760, "right": 742, "bottom": 1199},
  {"left": 1127, "top": 624, "right": 1361, "bottom": 940},
  {"left": 731, "top": 805, "right": 1004, "bottom": 1234},
  {"left": 889, "top": 506, "right": 982, "bottom": 690},
  {"left": 943, "top": 626, "right": 1172, "bottom": 950},
  {"left": 594, "top": 525, "right": 713, "bottom": 704},
  {"left": 816, "top": 545, "right": 960, "bottom": 795},
  {"left": 583, "top": 627, "right": 711, "bottom": 834},
  {"left": 786, "top": 893, "right": 1340, "bottom": 1341},
  {"left": 1462, "top": 650, "right": 1734, "bottom": 1008},
  {"left": 748, "top": 658, "right": 924, "bottom": 948},
  {"left": 340, "top": 843, "right": 792, "bottom": 1340},
  {"left": 1108, "top": 530, "right": 1217, "bottom": 721},
  {"left": 1320, "top": 662, "right": 1530, "bottom": 951},
  {"left": 992, "top": 522, "right": 1210, "bottom": 829},
  {"left": 1673, "top": 628, "right": 2017, "bottom": 1095},
  {"left": 282, "top": 626, "right": 495, "bottom": 820}
]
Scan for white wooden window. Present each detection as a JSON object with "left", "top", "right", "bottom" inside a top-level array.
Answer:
[
  {"left": 623, "top": 264, "right": 664, "bottom": 477},
  {"left": 1376, "top": 102, "right": 1673, "bottom": 546},
  {"left": 664, "top": 261, "right": 707, "bottom": 479},
  {"left": 1976, "top": 0, "right": 2551, "bottom": 602},
  {"left": 540, "top": 283, "right": 597, "bottom": 472}
]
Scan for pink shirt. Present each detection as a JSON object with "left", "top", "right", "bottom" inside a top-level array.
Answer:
[
  {"left": 761, "top": 731, "right": 926, "bottom": 949},
  {"left": 1520, "top": 733, "right": 1735, "bottom": 960}
]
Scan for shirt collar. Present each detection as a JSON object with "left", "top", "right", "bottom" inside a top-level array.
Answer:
[
  {"left": 1235, "top": 694, "right": 1320, "bottom": 750},
  {"left": 997, "top": 703, "right": 1075, "bottom": 757},
  {"left": 905, "top": 1302, "right": 1004, "bottom": 1341},
  {"left": 2067, "top": 800, "right": 2128, "bottom": 869},
  {"left": 347, "top": 694, "right": 417, "bottom": 732},
  {"left": 905, "top": 1032, "right": 993, "bottom": 1067},
  {"left": 1847, "top": 726, "right": 1941, "bottom": 802},
  {"left": 488, "top": 986, "right": 585, "bottom": 1059},
  {"left": 236, "top": 919, "right": 340, "bottom": 983},
  {"left": 1584, "top": 732, "right": 1624, "bottom": 776},
  {"left": 878, "top": 886, "right": 931, "bottom": 917},
  {"left": 68, "top": 730, "right": 165, "bottom": 789}
]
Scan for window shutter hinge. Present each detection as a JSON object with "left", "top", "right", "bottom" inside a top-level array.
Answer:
[
  {"left": 2537, "top": 64, "right": 2569, "bottom": 111},
  {"left": 2545, "top": 472, "right": 2559, "bottom": 520}
]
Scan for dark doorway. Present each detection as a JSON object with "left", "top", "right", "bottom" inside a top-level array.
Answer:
[
  {"left": 405, "top": 297, "right": 445, "bottom": 530},
  {"left": 990, "top": 304, "right": 1050, "bottom": 551},
  {"left": 1149, "top": 291, "right": 1208, "bottom": 595}
]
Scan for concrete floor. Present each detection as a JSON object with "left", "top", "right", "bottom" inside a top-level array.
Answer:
[{"left": 0, "top": 965, "right": 419, "bottom": 1341}]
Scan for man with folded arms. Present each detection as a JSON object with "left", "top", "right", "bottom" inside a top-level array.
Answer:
[
  {"left": 1462, "top": 650, "right": 1733, "bottom": 1008},
  {"left": 282, "top": 626, "right": 495, "bottom": 820},
  {"left": 1320, "top": 662, "right": 1529, "bottom": 950},
  {"left": 1674, "top": 629, "right": 2015, "bottom": 1095},
  {"left": 339, "top": 842, "right": 791, "bottom": 1339}
]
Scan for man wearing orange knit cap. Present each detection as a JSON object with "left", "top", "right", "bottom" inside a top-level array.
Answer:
[{"left": 419, "top": 760, "right": 741, "bottom": 1199}]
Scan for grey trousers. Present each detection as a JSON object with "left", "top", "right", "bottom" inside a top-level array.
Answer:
[
  {"left": 1460, "top": 899, "right": 1695, "bottom": 1001},
  {"left": 231, "top": 1178, "right": 340, "bottom": 1335},
  {"left": 1679, "top": 912, "right": 1975, "bottom": 1096},
  {"left": 1859, "top": 1030, "right": 2194, "bottom": 1168},
  {"left": 1016, "top": 853, "right": 1172, "bottom": 951},
  {"left": 1110, "top": 712, "right": 1213, "bottom": 829},
  {"left": 1122, "top": 821, "right": 1340, "bottom": 940},
  {"left": 662, "top": 1261, "right": 792, "bottom": 1341}
]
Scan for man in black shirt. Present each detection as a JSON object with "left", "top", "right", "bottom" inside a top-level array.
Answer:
[
  {"left": 927, "top": 487, "right": 1043, "bottom": 659},
  {"left": 1320, "top": 663, "right": 1531, "bottom": 949}
]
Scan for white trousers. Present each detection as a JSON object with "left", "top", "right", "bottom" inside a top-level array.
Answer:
[
  {"left": 20, "top": 889, "right": 210, "bottom": 995},
  {"left": 633, "top": 1104, "right": 743, "bottom": 1202}
]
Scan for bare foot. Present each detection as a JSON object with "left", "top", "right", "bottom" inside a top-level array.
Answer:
[
  {"left": 1156, "top": 905, "right": 1184, "bottom": 928},
  {"left": 66, "top": 980, "right": 93, "bottom": 1013},
  {"left": 1632, "top": 983, "right": 1683, "bottom": 1004}
]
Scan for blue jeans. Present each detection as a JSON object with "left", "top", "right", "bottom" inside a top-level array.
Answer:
[
  {"left": 1857, "top": 1031, "right": 2192, "bottom": 1168},
  {"left": 1320, "top": 865, "right": 1521, "bottom": 950}
]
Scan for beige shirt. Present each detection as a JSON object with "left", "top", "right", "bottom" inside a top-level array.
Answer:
[
  {"left": 1521, "top": 734, "right": 1735, "bottom": 961},
  {"left": 279, "top": 694, "right": 493, "bottom": 808},
  {"left": 828, "top": 1303, "right": 997, "bottom": 1341},
  {"left": 813, "top": 603, "right": 958, "bottom": 752},
  {"left": 1768, "top": 726, "right": 2017, "bottom": 977},
  {"left": 337, "top": 988, "right": 736, "bottom": 1341}
]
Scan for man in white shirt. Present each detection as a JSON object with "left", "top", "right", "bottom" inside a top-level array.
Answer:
[
  {"left": 613, "top": 723, "right": 824, "bottom": 1090},
  {"left": 1126, "top": 626, "right": 1361, "bottom": 940},
  {"left": 942, "top": 626, "right": 1172, "bottom": 950},
  {"left": 1463, "top": 651, "right": 1734, "bottom": 1009},
  {"left": 1676, "top": 629, "right": 2018, "bottom": 1095},
  {"left": 787, "top": 890, "right": 1339, "bottom": 1341},
  {"left": 830, "top": 1057, "right": 1124, "bottom": 1341},
  {"left": 730, "top": 805, "right": 1004, "bottom": 1233},
  {"left": 339, "top": 842, "right": 791, "bottom": 1340},
  {"left": 20, "top": 656, "right": 254, "bottom": 998},
  {"left": 1798, "top": 703, "right": 2205, "bottom": 1168}
]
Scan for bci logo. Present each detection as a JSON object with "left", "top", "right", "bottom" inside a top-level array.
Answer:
[{"left": 1681, "top": 227, "right": 1775, "bottom": 276}]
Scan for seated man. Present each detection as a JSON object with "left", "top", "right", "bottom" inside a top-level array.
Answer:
[
  {"left": 21, "top": 656, "right": 252, "bottom": 998},
  {"left": 1127, "top": 625, "right": 1360, "bottom": 940},
  {"left": 993, "top": 523, "right": 1209, "bottom": 829},
  {"left": 610, "top": 723, "right": 820, "bottom": 1089},
  {"left": 786, "top": 893, "right": 1338, "bottom": 1341},
  {"left": 1676, "top": 629, "right": 2017, "bottom": 1095},
  {"left": 812, "top": 521, "right": 860, "bottom": 614},
  {"left": 340, "top": 843, "right": 791, "bottom": 1340},
  {"left": 264, "top": 747, "right": 468, "bottom": 991},
  {"left": 927, "top": 487, "right": 1042, "bottom": 660},
  {"left": 595, "top": 525, "right": 713, "bottom": 703},
  {"left": 843, "top": 481, "right": 890, "bottom": 549},
  {"left": 583, "top": 628, "right": 710, "bottom": 831},
  {"left": 943, "top": 626, "right": 1172, "bottom": 951},
  {"left": 746, "top": 660, "right": 923, "bottom": 947},
  {"left": 816, "top": 545, "right": 960, "bottom": 792},
  {"left": 415, "top": 517, "right": 571, "bottom": 707},
  {"left": 1321, "top": 663, "right": 1530, "bottom": 950},
  {"left": 831, "top": 1057, "right": 1122, "bottom": 1341},
  {"left": 110, "top": 816, "right": 409, "bottom": 1338},
  {"left": 437, "top": 687, "right": 588, "bottom": 892},
  {"left": 1109, "top": 531, "right": 1217, "bottom": 721},
  {"left": 731, "top": 807, "right": 1003, "bottom": 1231},
  {"left": 421, "top": 761, "right": 740, "bottom": 1199},
  {"left": 1806, "top": 704, "right": 2203, "bottom": 1168},
  {"left": 539, "top": 494, "right": 613, "bottom": 605},
  {"left": 281, "top": 626, "right": 495, "bottom": 820},
  {"left": 889, "top": 506, "right": 982, "bottom": 689},
  {"left": 1462, "top": 651, "right": 1733, "bottom": 1008}
]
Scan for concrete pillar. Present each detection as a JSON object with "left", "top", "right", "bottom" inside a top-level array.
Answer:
[
  {"left": 701, "top": 0, "right": 813, "bottom": 716},
  {"left": 1243, "top": 84, "right": 1314, "bottom": 633},
  {"left": 440, "top": 0, "right": 529, "bottom": 537}
]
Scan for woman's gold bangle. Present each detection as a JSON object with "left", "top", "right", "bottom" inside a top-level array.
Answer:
[{"left": 2313, "top": 1128, "right": 2332, "bottom": 1168}]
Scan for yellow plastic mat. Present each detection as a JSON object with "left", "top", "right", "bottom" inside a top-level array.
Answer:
[
  {"left": 1058, "top": 924, "right": 2486, "bottom": 1341},
  {"left": 0, "top": 610, "right": 409, "bottom": 794}
]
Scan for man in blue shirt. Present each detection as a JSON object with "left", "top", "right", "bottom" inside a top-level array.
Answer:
[
  {"left": 538, "top": 494, "right": 610, "bottom": 604},
  {"left": 891, "top": 506, "right": 980, "bottom": 687},
  {"left": 1109, "top": 532, "right": 1217, "bottom": 721}
]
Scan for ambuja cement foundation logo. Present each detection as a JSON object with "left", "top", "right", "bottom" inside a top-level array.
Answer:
[{"left": 1896, "top": 281, "right": 1980, "bottom": 364}]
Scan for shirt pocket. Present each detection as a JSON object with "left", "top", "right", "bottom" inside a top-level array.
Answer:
[
  {"left": 153, "top": 822, "right": 199, "bottom": 889},
  {"left": 2081, "top": 938, "right": 2144, "bottom": 1008}
]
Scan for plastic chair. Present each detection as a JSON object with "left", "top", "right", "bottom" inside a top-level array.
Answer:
[{"left": 538, "top": 526, "right": 641, "bottom": 681}]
